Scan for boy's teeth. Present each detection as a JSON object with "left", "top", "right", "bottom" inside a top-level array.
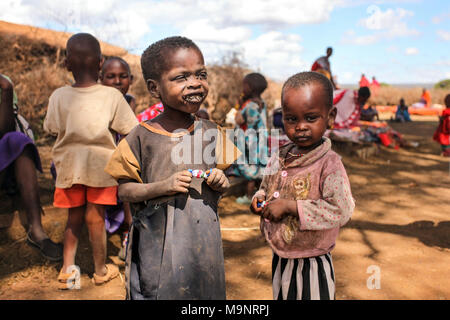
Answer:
[{"left": 184, "top": 94, "right": 202, "bottom": 103}]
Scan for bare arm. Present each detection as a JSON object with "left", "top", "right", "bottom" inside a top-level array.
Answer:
[{"left": 118, "top": 170, "right": 192, "bottom": 202}]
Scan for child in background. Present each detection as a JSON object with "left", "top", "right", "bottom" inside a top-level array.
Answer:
[
  {"left": 100, "top": 56, "right": 136, "bottom": 113},
  {"left": 100, "top": 56, "right": 135, "bottom": 261},
  {"left": 44, "top": 33, "right": 138, "bottom": 288},
  {"left": 433, "top": 94, "right": 450, "bottom": 157},
  {"left": 394, "top": 98, "right": 411, "bottom": 122},
  {"left": 360, "top": 104, "right": 379, "bottom": 122},
  {"left": 251, "top": 72, "right": 355, "bottom": 300},
  {"left": 105, "top": 36, "right": 239, "bottom": 300},
  {"left": 233, "top": 73, "right": 269, "bottom": 205}
]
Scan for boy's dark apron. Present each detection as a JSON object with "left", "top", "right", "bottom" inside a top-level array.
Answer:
[{"left": 124, "top": 120, "right": 226, "bottom": 300}]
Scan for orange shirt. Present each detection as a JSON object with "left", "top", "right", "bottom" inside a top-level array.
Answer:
[{"left": 422, "top": 90, "right": 431, "bottom": 108}]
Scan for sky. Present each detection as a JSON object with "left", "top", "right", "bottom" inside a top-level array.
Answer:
[{"left": 0, "top": 0, "right": 449, "bottom": 84}]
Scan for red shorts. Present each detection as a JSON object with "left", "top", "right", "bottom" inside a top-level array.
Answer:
[{"left": 54, "top": 184, "right": 117, "bottom": 208}]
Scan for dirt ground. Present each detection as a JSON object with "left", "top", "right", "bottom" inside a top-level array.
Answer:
[{"left": 0, "top": 113, "right": 449, "bottom": 300}]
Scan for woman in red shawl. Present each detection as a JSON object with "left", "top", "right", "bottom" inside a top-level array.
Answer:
[{"left": 359, "top": 74, "right": 370, "bottom": 88}]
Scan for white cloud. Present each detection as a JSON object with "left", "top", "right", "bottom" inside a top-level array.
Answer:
[
  {"left": 221, "top": 0, "right": 336, "bottom": 27},
  {"left": 342, "top": 29, "right": 379, "bottom": 45},
  {"left": 182, "top": 20, "right": 252, "bottom": 44},
  {"left": 437, "top": 30, "right": 450, "bottom": 41},
  {"left": 197, "top": 31, "right": 306, "bottom": 81},
  {"left": 404, "top": 47, "right": 418, "bottom": 55},
  {"left": 343, "top": 6, "right": 420, "bottom": 45},
  {"left": 0, "top": 0, "right": 35, "bottom": 25},
  {"left": 240, "top": 32, "right": 307, "bottom": 80}
]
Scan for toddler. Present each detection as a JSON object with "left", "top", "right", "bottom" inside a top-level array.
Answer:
[{"left": 251, "top": 71, "right": 355, "bottom": 300}]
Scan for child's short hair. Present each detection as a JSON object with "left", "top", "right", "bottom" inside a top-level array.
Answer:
[
  {"left": 141, "top": 36, "right": 201, "bottom": 81},
  {"left": 244, "top": 73, "right": 268, "bottom": 96},
  {"left": 102, "top": 56, "right": 131, "bottom": 74},
  {"left": 66, "top": 33, "right": 101, "bottom": 60},
  {"left": 282, "top": 72, "right": 333, "bottom": 109}
]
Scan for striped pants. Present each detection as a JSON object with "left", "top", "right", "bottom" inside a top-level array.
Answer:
[{"left": 272, "top": 252, "right": 335, "bottom": 300}]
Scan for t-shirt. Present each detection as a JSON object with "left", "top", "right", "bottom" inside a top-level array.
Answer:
[{"left": 44, "top": 84, "right": 138, "bottom": 188}]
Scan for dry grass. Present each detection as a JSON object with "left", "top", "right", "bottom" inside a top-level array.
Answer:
[{"left": 368, "top": 86, "right": 448, "bottom": 107}]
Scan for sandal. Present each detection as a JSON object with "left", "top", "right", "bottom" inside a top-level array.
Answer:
[
  {"left": 26, "top": 232, "right": 63, "bottom": 261},
  {"left": 57, "top": 265, "right": 81, "bottom": 290},
  {"left": 92, "top": 264, "right": 119, "bottom": 285}
]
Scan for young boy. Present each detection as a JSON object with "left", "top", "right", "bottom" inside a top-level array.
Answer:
[
  {"left": 251, "top": 72, "right": 355, "bottom": 300},
  {"left": 105, "top": 36, "right": 240, "bottom": 300},
  {"left": 44, "top": 33, "right": 138, "bottom": 288}
]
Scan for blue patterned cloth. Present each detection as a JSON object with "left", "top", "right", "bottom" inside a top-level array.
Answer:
[{"left": 232, "top": 100, "right": 268, "bottom": 180}]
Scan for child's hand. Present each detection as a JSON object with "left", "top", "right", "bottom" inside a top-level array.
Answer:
[
  {"left": 262, "top": 199, "right": 297, "bottom": 222},
  {"left": 164, "top": 170, "right": 192, "bottom": 195},
  {"left": 250, "top": 195, "right": 265, "bottom": 216},
  {"left": 0, "top": 75, "right": 13, "bottom": 90},
  {"left": 206, "top": 168, "right": 229, "bottom": 192}
]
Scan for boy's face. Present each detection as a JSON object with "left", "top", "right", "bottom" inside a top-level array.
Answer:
[
  {"left": 147, "top": 47, "right": 208, "bottom": 114},
  {"left": 282, "top": 83, "right": 336, "bottom": 151},
  {"left": 100, "top": 60, "right": 133, "bottom": 95}
]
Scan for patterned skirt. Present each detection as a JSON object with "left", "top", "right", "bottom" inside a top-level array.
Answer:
[{"left": 272, "top": 252, "right": 335, "bottom": 300}]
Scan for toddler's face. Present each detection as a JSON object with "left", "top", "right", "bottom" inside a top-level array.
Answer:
[
  {"left": 282, "top": 83, "right": 336, "bottom": 151},
  {"left": 101, "top": 60, "right": 132, "bottom": 95},
  {"left": 151, "top": 48, "right": 208, "bottom": 114}
]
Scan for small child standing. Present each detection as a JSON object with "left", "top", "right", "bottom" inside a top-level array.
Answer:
[
  {"left": 105, "top": 36, "right": 239, "bottom": 300},
  {"left": 251, "top": 72, "right": 355, "bottom": 300},
  {"left": 100, "top": 56, "right": 136, "bottom": 260},
  {"left": 233, "top": 73, "right": 269, "bottom": 205},
  {"left": 100, "top": 56, "right": 136, "bottom": 113},
  {"left": 433, "top": 94, "right": 450, "bottom": 157},
  {"left": 44, "top": 33, "right": 138, "bottom": 288}
]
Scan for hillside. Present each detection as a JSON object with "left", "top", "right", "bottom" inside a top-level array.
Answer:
[{"left": 0, "top": 20, "right": 283, "bottom": 138}]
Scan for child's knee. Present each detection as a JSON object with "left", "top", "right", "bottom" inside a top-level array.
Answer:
[{"left": 85, "top": 203, "right": 105, "bottom": 223}]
